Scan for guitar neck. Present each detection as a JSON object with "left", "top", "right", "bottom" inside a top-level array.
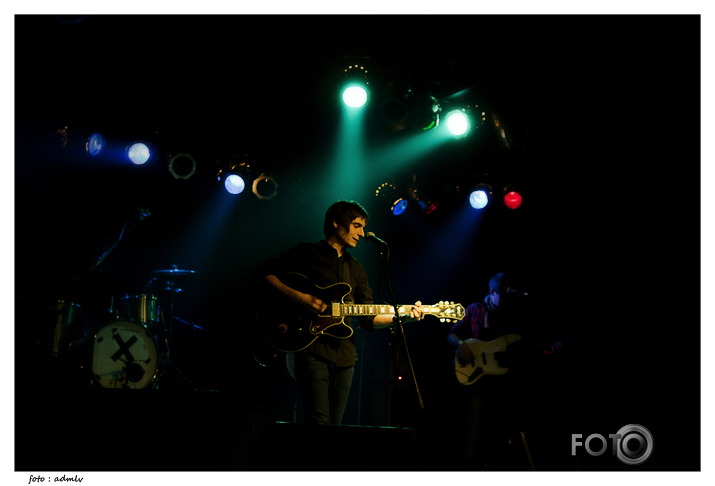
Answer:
[
  {"left": 333, "top": 303, "right": 446, "bottom": 317},
  {"left": 333, "top": 302, "right": 405, "bottom": 317}
]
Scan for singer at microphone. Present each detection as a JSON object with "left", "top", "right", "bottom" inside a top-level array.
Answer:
[
  {"left": 365, "top": 232, "right": 388, "bottom": 246},
  {"left": 252, "top": 200, "right": 426, "bottom": 427},
  {"left": 446, "top": 271, "right": 537, "bottom": 464}
]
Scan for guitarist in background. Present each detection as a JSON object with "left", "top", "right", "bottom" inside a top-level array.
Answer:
[
  {"left": 253, "top": 200, "right": 425, "bottom": 426},
  {"left": 447, "top": 272, "right": 558, "bottom": 469}
]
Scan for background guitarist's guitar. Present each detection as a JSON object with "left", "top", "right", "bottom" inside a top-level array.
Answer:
[
  {"left": 257, "top": 272, "right": 465, "bottom": 352},
  {"left": 454, "top": 334, "right": 522, "bottom": 385},
  {"left": 454, "top": 334, "right": 583, "bottom": 385}
]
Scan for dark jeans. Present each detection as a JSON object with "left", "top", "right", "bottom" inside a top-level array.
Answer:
[
  {"left": 464, "top": 375, "right": 524, "bottom": 468},
  {"left": 292, "top": 352, "right": 354, "bottom": 425}
]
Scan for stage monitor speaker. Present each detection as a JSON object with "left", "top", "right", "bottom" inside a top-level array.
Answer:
[{"left": 248, "top": 422, "right": 424, "bottom": 471}]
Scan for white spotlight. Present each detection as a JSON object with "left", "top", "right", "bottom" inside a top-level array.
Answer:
[{"left": 126, "top": 142, "right": 151, "bottom": 165}]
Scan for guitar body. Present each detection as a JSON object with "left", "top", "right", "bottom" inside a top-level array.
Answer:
[
  {"left": 454, "top": 334, "right": 522, "bottom": 385},
  {"left": 257, "top": 272, "right": 465, "bottom": 353},
  {"left": 257, "top": 273, "right": 355, "bottom": 352}
]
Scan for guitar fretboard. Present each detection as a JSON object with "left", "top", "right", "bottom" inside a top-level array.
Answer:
[{"left": 333, "top": 303, "right": 406, "bottom": 317}]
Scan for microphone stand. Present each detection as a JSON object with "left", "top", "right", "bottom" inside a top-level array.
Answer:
[{"left": 372, "top": 242, "right": 424, "bottom": 427}]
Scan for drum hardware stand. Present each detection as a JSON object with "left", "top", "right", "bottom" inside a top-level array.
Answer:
[
  {"left": 88, "top": 207, "right": 151, "bottom": 274},
  {"left": 155, "top": 280, "right": 198, "bottom": 391},
  {"left": 173, "top": 315, "right": 213, "bottom": 334}
]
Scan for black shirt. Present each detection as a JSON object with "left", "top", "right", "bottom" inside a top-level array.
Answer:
[{"left": 254, "top": 240, "right": 376, "bottom": 366}]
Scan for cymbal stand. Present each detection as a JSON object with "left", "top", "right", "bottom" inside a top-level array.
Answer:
[
  {"left": 88, "top": 210, "right": 149, "bottom": 274},
  {"left": 157, "top": 282, "right": 197, "bottom": 390}
]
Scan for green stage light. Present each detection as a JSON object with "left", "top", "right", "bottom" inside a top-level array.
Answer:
[{"left": 341, "top": 64, "right": 370, "bottom": 109}]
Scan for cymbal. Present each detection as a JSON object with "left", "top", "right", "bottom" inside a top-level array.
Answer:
[{"left": 151, "top": 268, "right": 197, "bottom": 276}]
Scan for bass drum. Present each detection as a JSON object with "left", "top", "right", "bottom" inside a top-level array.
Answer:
[{"left": 91, "top": 321, "right": 161, "bottom": 389}]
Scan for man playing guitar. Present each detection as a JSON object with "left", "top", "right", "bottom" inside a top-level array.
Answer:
[
  {"left": 447, "top": 272, "right": 540, "bottom": 469},
  {"left": 253, "top": 200, "right": 426, "bottom": 426}
]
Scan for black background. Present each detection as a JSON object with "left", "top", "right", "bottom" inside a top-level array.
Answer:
[{"left": 14, "top": 14, "right": 701, "bottom": 471}]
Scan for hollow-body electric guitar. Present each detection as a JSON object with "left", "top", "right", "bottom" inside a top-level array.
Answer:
[{"left": 257, "top": 272, "right": 465, "bottom": 352}]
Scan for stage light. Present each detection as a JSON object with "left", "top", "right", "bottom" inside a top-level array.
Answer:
[
  {"left": 391, "top": 198, "right": 409, "bottom": 216},
  {"left": 492, "top": 112, "right": 513, "bottom": 149},
  {"left": 406, "top": 94, "right": 441, "bottom": 131},
  {"left": 409, "top": 187, "right": 439, "bottom": 215},
  {"left": 343, "top": 85, "right": 368, "bottom": 108},
  {"left": 55, "top": 126, "right": 69, "bottom": 148},
  {"left": 375, "top": 182, "right": 409, "bottom": 216},
  {"left": 380, "top": 90, "right": 442, "bottom": 133},
  {"left": 465, "top": 103, "right": 487, "bottom": 128},
  {"left": 217, "top": 162, "right": 249, "bottom": 196},
  {"left": 126, "top": 142, "right": 151, "bottom": 165},
  {"left": 469, "top": 183, "right": 492, "bottom": 210},
  {"left": 445, "top": 109, "right": 470, "bottom": 137},
  {"left": 168, "top": 153, "right": 197, "bottom": 180},
  {"left": 503, "top": 185, "right": 523, "bottom": 209},
  {"left": 224, "top": 173, "right": 246, "bottom": 195},
  {"left": 341, "top": 64, "right": 370, "bottom": 108},
  {"left": 85, "top": 132, "right": 105, "bottom": 156},
  {"left": 252, "top": 173, "right": 279, "bottom": 200},
  {"left": 404, "top": 174, "right": 440, "bottom": 215},
  {"left": 217, "top": 160, "right": 277, "bottom": 199}
]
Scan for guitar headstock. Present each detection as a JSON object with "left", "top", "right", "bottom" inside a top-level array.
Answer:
[{"left": 425, "top": 301, "right": 465, "bottom": 323}]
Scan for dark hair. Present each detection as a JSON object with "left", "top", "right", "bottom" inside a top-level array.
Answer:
[
  {"left": 323, "top": 200, "right": 369, "bottom": 237},
  {"left": 488, "top": 272, "right": 511, "bottom": 293}
]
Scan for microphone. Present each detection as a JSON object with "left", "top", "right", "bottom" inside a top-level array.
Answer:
[
  {"left": 137, "top": 207, "right": 152, "bottom": 220},
  {"left": 506, "top": 286, "right": 529, "bottom": 297},
  {"left": 365, "top": 232, "right": 388, "bottom": 246}
]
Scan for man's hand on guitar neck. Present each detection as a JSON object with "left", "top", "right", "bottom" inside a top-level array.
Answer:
[
  {"left": 373, "top": 300, "right": 425, "bottom": 328},
  {"left": 403, "top": 301, "right": 426, "bottom": 322}
]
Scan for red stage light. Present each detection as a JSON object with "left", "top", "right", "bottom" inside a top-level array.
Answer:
[{"left": 503, "top": 190, "right": 523, "bottom": 209}]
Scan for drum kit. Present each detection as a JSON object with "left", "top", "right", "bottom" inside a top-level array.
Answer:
[{"left": 49, "top": 266, "right": 206, "bottom": 390}]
